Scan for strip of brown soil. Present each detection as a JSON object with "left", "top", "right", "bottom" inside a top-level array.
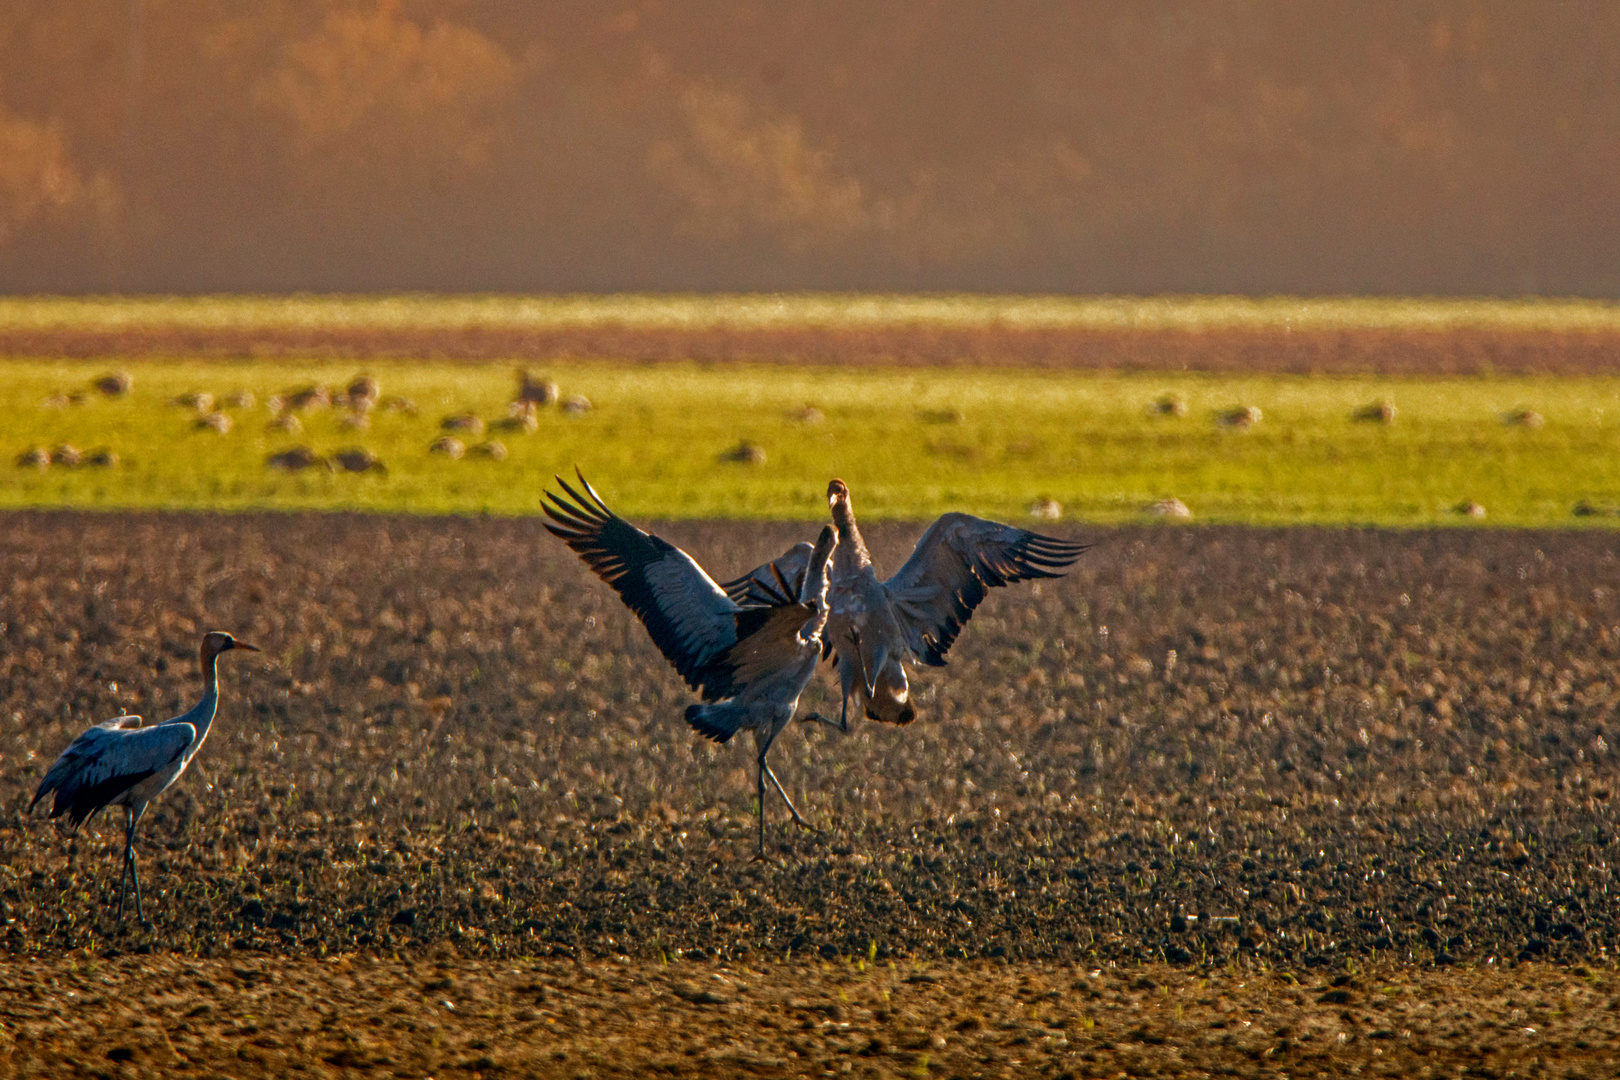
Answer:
[
  {"left": 6, "top": 324, "right": 1620, "bottom": 372},
  {"left": 3, "top": 953, "right": 1616, "bottom": 1079}
]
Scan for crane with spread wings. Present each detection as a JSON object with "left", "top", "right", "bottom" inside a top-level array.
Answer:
[
  {"left": 543, "top": 470, "right": 840, "bottom": 856},
  {"left": 725, "top": 479, "right": 1089, "bottom": 729}
]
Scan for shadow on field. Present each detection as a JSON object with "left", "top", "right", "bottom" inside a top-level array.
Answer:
[{"left": 1, "top": 512, "right": 1617, "bottom": 969}]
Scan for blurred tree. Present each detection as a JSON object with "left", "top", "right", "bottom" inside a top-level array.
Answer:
[{"left": 0, "top": 1, "right": 1618, "bottom": 294}]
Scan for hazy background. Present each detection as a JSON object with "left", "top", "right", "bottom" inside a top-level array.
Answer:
[{"left": 3, "top": 1, "right": 1618, "bottom": 296}]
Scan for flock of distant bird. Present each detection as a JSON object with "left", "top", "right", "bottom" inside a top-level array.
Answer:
[
  {"left": 30, "top": 473, "right": 1086, "bottom": 921},
  {"left": 20, "top": 369, "right": 589, "bottom": 476}
]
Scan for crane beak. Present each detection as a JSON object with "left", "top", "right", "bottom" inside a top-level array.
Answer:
[{"left": 233, "top": 641, "right": 262, "bottom": 652}]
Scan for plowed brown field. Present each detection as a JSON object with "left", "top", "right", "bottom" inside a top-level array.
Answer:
[{"left": 3, "top": 513, "right": 1619, "bottom": 1075}]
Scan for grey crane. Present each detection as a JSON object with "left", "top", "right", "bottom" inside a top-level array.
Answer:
[
  {"left": 725, "top": 478, "right": 1089, "bottom": 729},
  {"left": 30, "top": 631, "right": 260, "bottom": 922},
  {"left": 542, "top": 471, "right": 838, "bottom": 856}
]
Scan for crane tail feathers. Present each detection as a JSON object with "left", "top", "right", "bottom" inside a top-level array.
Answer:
[
  {"left": 51, "top": 768, "right": 157, "bottom": 827},
  {"left": 685, "top": 702, "right": 744, "bottom": 744}
]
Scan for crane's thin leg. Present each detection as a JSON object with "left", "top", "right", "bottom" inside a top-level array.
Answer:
[
  {"left": 831, "top": 639, "right": 864, "bottom": 736},
  {"left": 116, "top": 842, "right": 132, "bottom": 923},
  {"left": 761, "top": 761, "right": 819, "bottom": 832},
  {"left": 754, "top": 741, "right": 769, "bottom": 860},
  {"left": 754, "top": 722, "right": 818, "bottom": 833},
  {"left": 119, "top": 804, "right": 146, "bottom": 924},
  {"left": 848, "top": 628, "right": 872, "bottom": 697},
  {"left": 798, "top": 710, "right": 845, "bottom": 732},
  {"left": 116, "top": 809, "right": 133, "bottom": 919}
]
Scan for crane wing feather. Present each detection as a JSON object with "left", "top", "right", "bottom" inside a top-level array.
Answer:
[
  {"left": 720, "top": 542, "right": 814, "bottom": 607},
  {"left": 31, "top": 721, "right": 195, "bottom": 825},
  {"left": 543, "top": 471, "right": 743, "bottom": 701},
  {"left": 720, "top": 603, "right": 818, "bottom": 687},
  {"left": 882, "top": 513, "right": 1088, "bottom": 666}
]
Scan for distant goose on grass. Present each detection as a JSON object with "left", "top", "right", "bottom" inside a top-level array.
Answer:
[
  {"left": 543, "top": 470, "right": 839, "bottom": 856},
  {"left": 726, "top": 479, "right": 1089, "bottom": 729},
  {"left": 30, "top": 632, "right": 260, "bottom": 922}
]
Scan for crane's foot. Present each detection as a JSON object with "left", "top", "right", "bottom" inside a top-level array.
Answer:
[
  {"left": 780, "top": 802, "right": 822, "bottom": 833},
  {"left": 798, "top": 711, "right": 847, "bottom": 733},
  {"left": 761, "top": 762, "right": 821, "bottom": 834}
]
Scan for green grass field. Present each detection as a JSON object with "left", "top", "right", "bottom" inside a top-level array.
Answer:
[{"left": 4, "top": 357, "right": 1619, "bottom": 525}]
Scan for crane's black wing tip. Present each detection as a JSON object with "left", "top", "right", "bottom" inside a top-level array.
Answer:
[
  {"left": 1011, "top": 533, "right": 1090, "bottom": 575},
  {"left": 554, "top": 470, "right": 618, "bottom": 522},
  {"left": 1022, "top": 533, "right": 1091, "bottom": 554},
  {"left": 544, "top": 477, "right": 739, "bottom": 701},
  {"left": 542, "top": 485, "right": 599, "bottom": 524}
]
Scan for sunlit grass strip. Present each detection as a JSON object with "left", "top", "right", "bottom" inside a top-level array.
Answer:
[
  {"left": 3, "top": 358, "right": 1619, "bottom": 526},
  {"left": 6, "top": 294, "right": 1620, "bottom": 334}
]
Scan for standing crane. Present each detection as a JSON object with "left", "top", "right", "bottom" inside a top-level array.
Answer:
[
  {"left": 543, "top": 470, "right": 839, "bottom": 856},
  {"left": 30, "top": 631, "right": 260, "bottom": 922},
  {"left": 725, "top": 478, "right": 1089, "bottom": 728}
]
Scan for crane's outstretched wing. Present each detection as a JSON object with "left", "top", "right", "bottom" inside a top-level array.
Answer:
[
  {"left": 882, "top": 513, "right": 1089, "bottom": 666},
  {"left": 543, "top": 471, "right": 745, "bottom": 701},
  {"left": 31, "top": 720, "right": 194, "bottom": 826},
  {"left": 721, "top": 542, "right": 814, "bottom": 607},
  {"left": 717, "top": 524, "right": 836, "bottom": 686}
]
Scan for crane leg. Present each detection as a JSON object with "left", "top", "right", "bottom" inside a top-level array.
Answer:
[
  {"left": 116, "top": 845, "right": 132, "bottom": 923},
  {"left": 754, "top": 743, "right": 769, "bottom": 860},
  {"left": 798, "top": 711, "right": 846, "bottom": 733},
  {"left": 117, "top": 804, "right": 147, "bottom": 924},
  {"left": 761, "top": 760, "right": 819, "bottom": 833}
]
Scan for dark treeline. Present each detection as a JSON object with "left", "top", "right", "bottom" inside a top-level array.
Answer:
[{"left": 3, "top": 1, "right": 1619, "bottom": 296}]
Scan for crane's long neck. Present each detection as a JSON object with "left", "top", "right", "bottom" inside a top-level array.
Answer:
[
  {"left": 831, "top": 498, "right": 871, "bottom": 576},
  {"left": 798, "top": 527, "right": 837, "bottom": 643},
  {"left": 174, "top": 645, "right": 223, "bottom": 759},
  {"left": 802, "top": 528, "right": 837, "bottom": 606}
]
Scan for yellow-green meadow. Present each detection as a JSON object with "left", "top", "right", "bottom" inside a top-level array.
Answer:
[{"left": 4, "top": 357, "right": 1618, "bottom": 525}]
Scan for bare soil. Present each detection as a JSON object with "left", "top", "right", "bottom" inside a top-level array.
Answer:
[
  {"left": 2, "top": 512, "right": 1620, "bottom": 1073},
  {"left": 6, "top": 324, "right": 1620, "bottom": 373},
  {"left": 6, "top": 953, "right": 1620, "bottom": 1079}
]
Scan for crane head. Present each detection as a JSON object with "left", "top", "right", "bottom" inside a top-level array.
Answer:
[
  {"left": 827, "top": 478, "right": 849, "bottom": 508},
  {"left": 202, "top": 631, "right": 260, "bottom": 659}
]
